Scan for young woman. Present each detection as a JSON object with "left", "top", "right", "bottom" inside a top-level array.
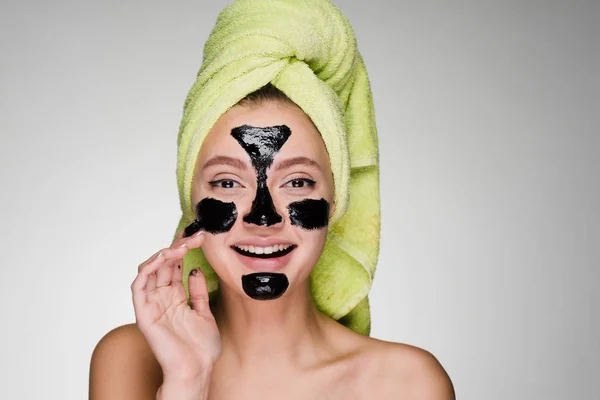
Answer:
[{"left": 89, "top": 1, "right": 455, "bottom": 399}]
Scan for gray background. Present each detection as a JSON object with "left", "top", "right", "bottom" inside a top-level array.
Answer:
[{"left": 1, "top": 0, "right": 598, "bottom": 399}]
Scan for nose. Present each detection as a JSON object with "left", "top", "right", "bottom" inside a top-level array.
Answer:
[
  {"left": 242, "top": 214, "right": 285, "bottom": 232},
  {"left": 242, "top": 182, "right": 284, "bottom": 228}
]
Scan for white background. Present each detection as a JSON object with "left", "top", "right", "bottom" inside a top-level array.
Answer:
[{"left": 1, "top": 1, "right": 598, "bottom": 399}]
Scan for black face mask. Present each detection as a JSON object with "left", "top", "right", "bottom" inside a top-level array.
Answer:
[{"left": 185, "top": 123, "right": 331, "bottom": 301}]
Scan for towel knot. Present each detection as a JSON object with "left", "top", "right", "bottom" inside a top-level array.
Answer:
[{"left": 201, "top": 0, "right": 359, "bottom": 99}]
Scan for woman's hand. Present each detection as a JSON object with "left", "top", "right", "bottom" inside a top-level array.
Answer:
[{"left": 131, "top": 230, "right": 221, "bottom": 395}]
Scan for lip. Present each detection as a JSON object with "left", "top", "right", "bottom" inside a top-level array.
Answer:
[{"left": 231, "top": 245, "right": 296, "bottom": 272}]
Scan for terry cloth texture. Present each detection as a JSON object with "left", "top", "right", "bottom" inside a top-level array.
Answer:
[{"left": 174, "top": 0, "right": 380, "bottom": 335}]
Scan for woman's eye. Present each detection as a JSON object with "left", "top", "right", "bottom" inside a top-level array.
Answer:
[
  {"left": 285, "top": 178, "right": 316, "bottom": 188},
  {"left": 209, "top": 179, "right": 240, "bottom": 189}
]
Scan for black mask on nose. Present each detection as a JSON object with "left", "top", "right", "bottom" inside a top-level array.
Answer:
[
  {"left": 231, "top": 124, "right": 291, "bottom": 226},
  {"left": 230, "top": 124, "right": 292, "bottom": 301}
]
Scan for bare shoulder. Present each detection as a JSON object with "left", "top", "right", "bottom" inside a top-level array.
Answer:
[
  {"left": 357, "top": 337, "right": 455, "bottom": 400},
  {"left": 89, "top": 323, "right": 162, "bottom": 400}
]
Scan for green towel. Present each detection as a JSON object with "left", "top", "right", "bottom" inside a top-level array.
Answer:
[{"left": 174, "top": 0, "right": 380, "bottom": 335}]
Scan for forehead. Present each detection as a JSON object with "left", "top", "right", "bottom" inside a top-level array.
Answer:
[{"left": 198, "top": 101, "right": 328, "bottom": 162}]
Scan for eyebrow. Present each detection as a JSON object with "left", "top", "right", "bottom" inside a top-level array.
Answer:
[
  {"left": 274, "top": 156, "right": 322, "bottom": 171},
  {"left": 201, "top": 155, "right": 248, "bottom": 170}
]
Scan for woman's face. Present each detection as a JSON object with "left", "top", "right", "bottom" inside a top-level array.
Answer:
[{"left": 191, "top": 100, "right": 335, "bottom": 298}]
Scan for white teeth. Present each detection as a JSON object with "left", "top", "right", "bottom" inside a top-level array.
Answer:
[{"left": 235, "top": 244, "right": 292, "bottom": 255}]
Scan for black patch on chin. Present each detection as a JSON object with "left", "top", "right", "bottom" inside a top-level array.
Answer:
[{"left": 242, "top": 273, "right": 289, "bottom": 300}]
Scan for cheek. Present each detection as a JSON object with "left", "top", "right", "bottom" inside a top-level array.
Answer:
[
  {"left": 199, "top": 235, "right": 232, "bottom": 280},
  {"left": 293, "top": 226, "right": 328, "bottom": 279},
  {"left": 287, "top": 198, "right": 330, "bottom": 230},
  {"left": 185, "top": 198, "right": 238, "bottom": 236},
  {"left": 197, "top": 198, "right": 237, "bottom": 234},
  {"left": 201, "top": 234, "right": 223, "bottom": 264}
]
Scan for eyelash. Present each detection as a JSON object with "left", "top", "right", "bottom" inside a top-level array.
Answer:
[
  {"left": 284, "top": 178, "right": 316, "bottom": 189},
  {"left": 208, "top": 178, "right": 316, "bottom": 190},
  {"left": 209, "top": 179, "right": 242, "bottom": 189}
]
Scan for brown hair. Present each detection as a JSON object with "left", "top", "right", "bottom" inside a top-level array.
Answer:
[{"left": 238, "top": 82, "right": 294, "bottom": 107}]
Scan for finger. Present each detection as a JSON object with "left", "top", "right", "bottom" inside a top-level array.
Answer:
[
  {"left": 156, "top": 259, "right": 175, "bottom": 288},
  {"left": 144, "top": 247, "right": 188, "bottom": 291},
  {"left": 171, "top": 230, "right": 205, "bottom": 251},
  {"left": 131, "top": 252, "right": 165, "bottom": 306},
  {"left": 189, "top": 268, "right": 210, "bottom": 314},
  {"left": 172, "top": 259, "right": 184, "bottom": 283},
  {"left": 143, "top": 247, "right": 187, "bottom": 289},
  {"left": 183, "top": 219, "right": 203, "bottom": 238},
  {"left": 142, "top": 246, "right": 188, "bottom": 268},
  {"left": 167, "top": 231, "right": 204, "bottom": 286},
  {"left": 135, "top": 229, "right": 195, "bottom": 274},
  {"left": 137, "top": 249, "right": 164, "bottom": 273},
  {"left": 132, "top": 246, "right": 190, "bottom": 305},
  {"left": 168, "top": 261, "right": 186, "bottom": 300},
  {"left": 147, "top": 271, "right": 157, "bottom": 292},
  {"left": 136, "top": 247, "right": 183, "bottom": 277},
  {"left": 132, "top": 247, "right": 180, "bottom": 289}
]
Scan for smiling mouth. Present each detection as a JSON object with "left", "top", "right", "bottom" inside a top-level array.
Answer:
[{"left": 232, "top": 245, "right": 297, "bottom": 259}]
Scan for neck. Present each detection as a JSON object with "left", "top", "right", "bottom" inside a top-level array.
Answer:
[{"left": 212, "top": 280, "right": 329, "bottom": 369}]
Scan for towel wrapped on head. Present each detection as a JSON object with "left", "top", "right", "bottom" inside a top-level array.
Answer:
[{"left": 175, "top": 0, "right": 380, "bottom": 335}]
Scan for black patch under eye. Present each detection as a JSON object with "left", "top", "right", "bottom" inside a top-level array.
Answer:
[
  {"left": 287, "top": 198, "right": 330, "bottom": 230},
  {"left": 184, "top": 197, "right": 238, "bottom": 236}
]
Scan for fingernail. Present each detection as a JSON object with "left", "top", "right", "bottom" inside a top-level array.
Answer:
[
  {"left": 178, "top": 243, "right": 188, "bottom": 248},
  {"left": 156, "top": 252, "right": 163, "bottom": 259},
  {"left": 192, "top": 230, "right": 204, "bottom": 237},
  {"left": 191, "top": 268, "right": 199, "bottom": 276}
]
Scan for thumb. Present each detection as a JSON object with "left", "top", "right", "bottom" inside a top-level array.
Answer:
[{"left": 189, "top": 268, "right": 211, "bottom": 314}]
